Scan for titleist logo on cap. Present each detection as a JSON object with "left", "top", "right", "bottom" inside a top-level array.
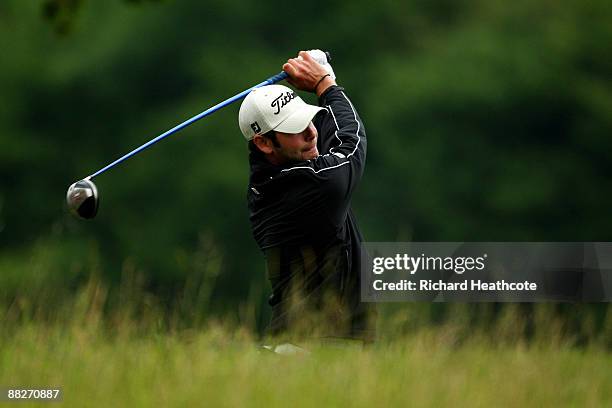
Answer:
[{"left": 271, "top": 91, "right": 296, "bottom": 115}]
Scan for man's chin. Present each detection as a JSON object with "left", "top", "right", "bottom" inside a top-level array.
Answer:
[{"left": 303, "top": 147, "right": 319, "bottom": 160}]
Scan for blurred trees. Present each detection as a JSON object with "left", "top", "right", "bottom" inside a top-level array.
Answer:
[{"left": 1, "top": 0, "right": 610, "bottom": 334}]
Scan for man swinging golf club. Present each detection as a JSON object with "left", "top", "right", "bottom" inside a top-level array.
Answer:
[
  {"left": 239, "top": 50, "right": 376, "bottom": 347},
  {"left": 67, "top": 49, "right": 376, "bottom": 347}
]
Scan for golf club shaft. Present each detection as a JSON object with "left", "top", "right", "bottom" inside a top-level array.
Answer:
[{"left": 85, "top": 71, "right": 289, "bottom": 180}]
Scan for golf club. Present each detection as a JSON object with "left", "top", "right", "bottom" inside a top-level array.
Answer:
[
  {"left": 66, "top": 52, "right": 331, "bottom": 219},
  {"left": 66, "top": 71, "right": 289, "bottom": 218}
]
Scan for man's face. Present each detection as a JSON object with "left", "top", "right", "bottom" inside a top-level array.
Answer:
[{"left": 269, "top": 122, "right": 319, "bottom": 163}]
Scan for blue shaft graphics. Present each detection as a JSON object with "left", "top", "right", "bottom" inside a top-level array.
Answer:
[{"left": 86, "top": 71, "right": 289, "bottom": 180}]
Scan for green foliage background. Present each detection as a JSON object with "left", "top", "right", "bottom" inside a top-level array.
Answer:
[{"left": 1, "top": 0, "right": 611, "bottom": 337}]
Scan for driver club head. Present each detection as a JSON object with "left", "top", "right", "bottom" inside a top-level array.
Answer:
[{"left": 66, "top": 179, "right": 99, "bottom": 219}]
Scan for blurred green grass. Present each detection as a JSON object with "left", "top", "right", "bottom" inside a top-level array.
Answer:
[
  {"left": 1, "top": 320, "right": 610, "bottom": 407},
  {"left": 1, "top": 277, "right": 610, "bottom": 407}
]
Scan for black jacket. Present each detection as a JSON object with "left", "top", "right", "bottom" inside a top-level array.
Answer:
[{"left": 247, "top": 85, "right": 374, "bottom": 340}]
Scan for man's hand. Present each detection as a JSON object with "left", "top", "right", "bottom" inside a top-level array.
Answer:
[{"left": 283, "top": 51, "right": 337, "bottom": 97}]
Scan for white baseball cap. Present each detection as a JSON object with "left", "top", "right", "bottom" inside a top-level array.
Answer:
[{"left": 238, "top": 84, "right": 325, "bottom": 141}]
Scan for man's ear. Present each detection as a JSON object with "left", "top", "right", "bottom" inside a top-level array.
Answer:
[{"left": 252, "top": 135, "right": 274, "bottom": 154}]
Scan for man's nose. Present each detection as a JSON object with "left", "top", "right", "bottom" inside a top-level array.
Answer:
[{"left": 303, "top": 124, "right": 316, "bottom": 141}]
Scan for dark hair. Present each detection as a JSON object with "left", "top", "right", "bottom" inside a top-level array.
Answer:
[{"left": 249, "top": 129, "right": 280, "bottom": 151}]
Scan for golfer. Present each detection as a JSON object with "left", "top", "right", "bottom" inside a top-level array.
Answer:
[{"left": 239, "top": 50, "right": 376, "bottom": 345}]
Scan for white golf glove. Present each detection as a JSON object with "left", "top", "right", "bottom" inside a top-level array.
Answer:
[{"left": 301, "top": 49, "right": 336, "bottom": 80}]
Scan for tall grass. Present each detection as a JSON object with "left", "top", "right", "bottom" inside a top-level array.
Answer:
[
  {"left": 0, "top": 274, "right": 610, "bottom": 407},
  {"left": 1, "top": 243, "right": 610, "bottom": 406},
  {"left": 1, "top": 318, "right": 610, "bottom": 407}
]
